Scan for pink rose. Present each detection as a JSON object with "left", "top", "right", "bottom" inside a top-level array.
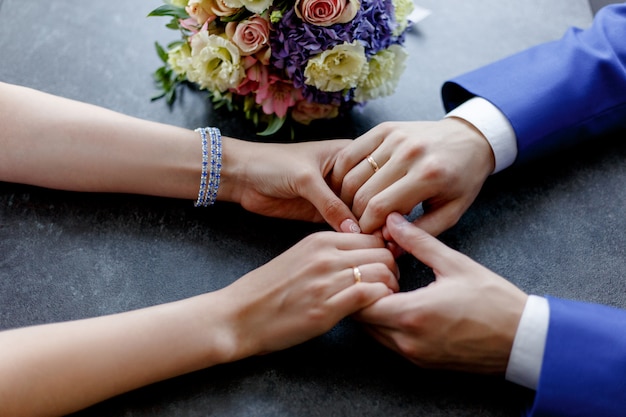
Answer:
[
  {"left": 294, "top": 0, "right": 360, "bottom": 26},
  {"left": 291, "top": 100, "right": 339, "bottom": 125},
  {"left": 225, "top": 16, "right": 271, "bottom": 56}
]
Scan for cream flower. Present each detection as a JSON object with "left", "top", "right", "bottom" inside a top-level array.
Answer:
[
  {"left": 354, "top": 44, "right": 407, "bottom": 102},
  {"left": 223, "top": 0, "right": 272, "bottom": 14},
  {"left": 304, "top": 41, "right": 368, "bottom": 92},
  {"left": 186, "top": 31, "right": 246, "bottom": 92},
  {"left": 167, "top": 42, "right": 192, "bottom": 76},
  {"left": 170, "top": 0, "right": 189, "bottom": 7},
  {"left": 391, "top": 0, "right": 414, "bottom": 35}
]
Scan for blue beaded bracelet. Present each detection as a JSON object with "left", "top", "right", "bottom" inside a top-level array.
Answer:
[{"left": 194, "top": 127, "right": 222, "bottom": 207}]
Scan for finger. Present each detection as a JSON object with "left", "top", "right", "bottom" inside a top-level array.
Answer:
[
  {"left": 386, "top": 240, "right": 406, "bottom": 259},
  {"left": 330, "top": 128, "right": 386, "bottom": 190},
  {"left": 302, "top": 178, "right": 361, "bottom": 233},
  {"left": 350, "top": 262, "right": 400, "bottom": 292},
  {"left": 412, "top": 200, "right": 465, "bottom": 237},
  {"left": 341, "top": 246, "right": 398, "bottom": 274},
  {"left": 325, "top": 282, "right": 392, "bottom": 320},
  {"left": 339, "top": 149, "right": 393, "bottom": 208},
  {"left": 317, "top": 261, "right": 398, "bottom": 303},
  {"left": 385, "top": 212, "right": 456, "bottom": 271},
  {"left": 357, "top": 178, "right": 430, "bottom": 234},
  {"left": 338, "top": 158, "right": 377, "bottom": 207},
  {"left": 351, "top": 292, "right": 408, "bottom": 326},
  {"left": 313, "top": 230, "right": 385, "bottom": 251}
]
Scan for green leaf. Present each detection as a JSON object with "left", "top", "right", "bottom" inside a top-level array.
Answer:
[
  {"left": 148, "top": 4, "right": 189, "bottom": 19},
  {"left": 155, "top": 42, "right": 169, "bottom": 63},
  {"left": 167, "top": 40, "right": 186, "bottom": 49},
  {"left": 257, "top": 116, "right": 286, "bottom": 136},
  {"left": 151, "top": 91, "right": 167, "bottom": 101},
  {"left": 165, "top": 88, "right": 177, "bottom": 105},
  {"left": 165, "top": 21, "right": 179, "bottom": 30}
]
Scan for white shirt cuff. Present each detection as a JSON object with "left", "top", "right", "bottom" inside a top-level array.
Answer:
[
  {"left": 444, "top": 97, "right": 518, "bottom": 174},
  {"left": 505, "top": 295, "right": 550, "bottom": 390}
]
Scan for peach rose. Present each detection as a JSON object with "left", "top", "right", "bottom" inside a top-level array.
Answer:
[
  {"left": 186, "top": 0, "right": 240, "bottom": 25},
  {"left": 294, "top": 0, "right": 360, "bottom": 26},
  {"left": 225, "top": 16, "right": 271, "bottom": 56},
  {"left": 291, "top": 100, "right": 339, "bottom": 125}
]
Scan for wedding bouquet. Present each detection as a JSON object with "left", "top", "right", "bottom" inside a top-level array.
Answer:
[{"left": 150, "top": 0, "right": 415, "bottom": 135}]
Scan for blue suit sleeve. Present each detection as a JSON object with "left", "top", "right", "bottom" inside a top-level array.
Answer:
[
  {"left": 441, "top": 4, "right": 626, "bottom": 165},
  {"left": 528, "top": 296, "right": 626, "bottom": 416}
]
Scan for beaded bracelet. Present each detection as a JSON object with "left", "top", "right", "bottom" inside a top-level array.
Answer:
[{"left": 194, "top": 127, "right": 222, "bottom": 207}]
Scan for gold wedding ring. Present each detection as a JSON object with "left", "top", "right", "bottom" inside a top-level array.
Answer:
[
  {"left": 366, "top": 155, "right": 380, "bottom": 173},
  {"left": 352, "top": 266, "right": 362, "bottom": 284}
]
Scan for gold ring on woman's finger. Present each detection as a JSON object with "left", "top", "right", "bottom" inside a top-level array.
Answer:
[
  {"left": 366, "top": 155, "right": 380, "bottom": 173},
  {"left": 352, "top": 266, "right": 362, "bottom": 284}
]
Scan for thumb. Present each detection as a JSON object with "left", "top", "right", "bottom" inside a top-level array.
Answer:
[
  {"left": 385, "top": 212, "right": 454, "bottom": 270},
  {"left": 411, "top": 203, "right": 460, "bottom": 237},
  {"left": 304, "top": 179, "right": 361, "bottom": 233}
]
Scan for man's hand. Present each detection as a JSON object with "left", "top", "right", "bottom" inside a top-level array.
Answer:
[
  {"left": 331, "top": 119, "right": 495, "bottom": 235},
  {"left": 354, "top": 213, "right": 527, "bottom": 374}
]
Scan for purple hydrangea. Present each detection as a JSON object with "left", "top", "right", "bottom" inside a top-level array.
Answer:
[{"left": 270, "top": 0, "right": 405, "bottom": 108}]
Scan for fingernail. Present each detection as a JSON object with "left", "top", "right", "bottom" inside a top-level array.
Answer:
[
  {"left": 387, "top": 212, "right": 406, "bottom": 227},
  {"left": 340, "top": 219, "right": 361, "bottom": 233}
]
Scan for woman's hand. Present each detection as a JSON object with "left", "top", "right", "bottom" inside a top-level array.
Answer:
[
  {"left": 331, "top": 119, "right": 495, "bottom": 235},
  {"left": 220, "top": 138, "right": 361, "bottom": 233},
  {"left": 216, "top": 231, "right": 399, "bottom": 360}
]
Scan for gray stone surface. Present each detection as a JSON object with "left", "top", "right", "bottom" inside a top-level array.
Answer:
[{"left": 1, "top": 0, "right": 624, "bottom": 416}]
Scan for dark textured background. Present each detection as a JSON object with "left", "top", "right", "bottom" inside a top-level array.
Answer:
[{"left": 1, "top": 1, "right": 624, "bottom": 416}]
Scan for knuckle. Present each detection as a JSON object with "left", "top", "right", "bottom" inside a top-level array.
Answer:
[
  {"left": 401, "top": 141, "right": 427, "bottom": 161},
  {"left": 395, "top": 335, "right": 424, "bottom": 359},
  {"left": 349, "top": 285, "right": 372, "bottom": 305},
  {"left": 378, "top": 121, "right": 406, "bottom": 137},
  {"left": 369, "top": 263, "right": 398, "bottom": 290},
  {"left": 334, "top": 148, "right": 349, "bottom": 170},
  {"left": 397, "top": 309, "right": 425, "bottom": 333},
  {"left": 302, "top": 231, "right": 333, "bottom": 251},
  {"left": 306, "top": 306, "right": 330, "bottom": 324},
  {"left": 365, "top": 195, "right": 391, "bottom": 220},
  {"left": 420, "top": 157, "right": 458, "bottom": 184},
  {"left": 307, "top": 280, "right": 330, "bottom": 299},
  {"left": 352, "top": 190, "right": 371, "bottom": 214},
  {"left": 341, "top": 172, "right": 361, "bottom": 199},
  {"left": 321, "top": 196, "right": 345, "bottom": 219}
]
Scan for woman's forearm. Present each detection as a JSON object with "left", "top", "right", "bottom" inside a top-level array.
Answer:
[
  {"left": 0, "top": 82, "right": 223, "bottom": 201},
  {"left": 0, "top": 291, "right": 235, "bottom": 417}
]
